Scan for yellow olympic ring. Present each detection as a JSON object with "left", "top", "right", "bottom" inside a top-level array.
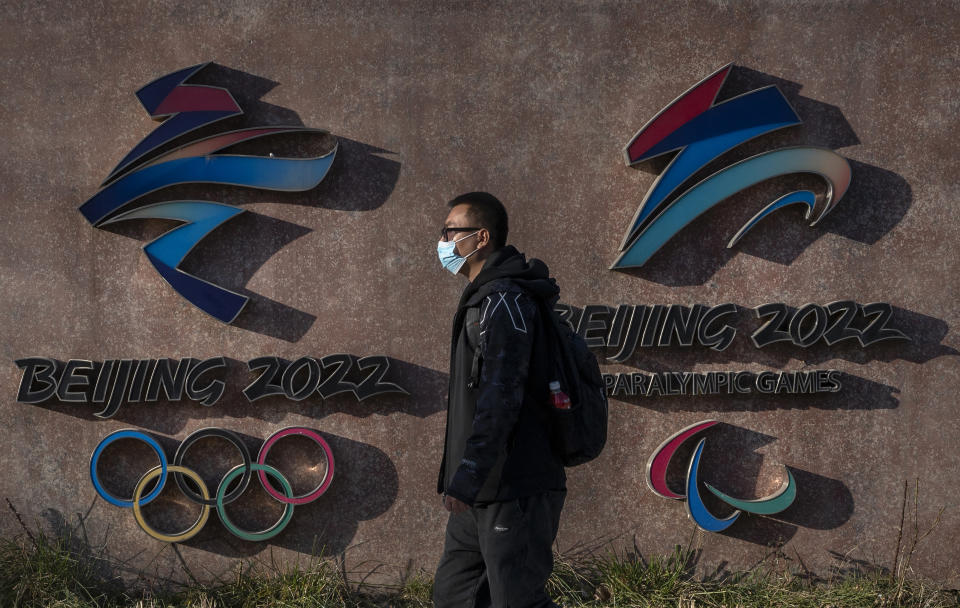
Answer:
[{"left": 132, "top": 465, "right": 210, "bottom": 543}]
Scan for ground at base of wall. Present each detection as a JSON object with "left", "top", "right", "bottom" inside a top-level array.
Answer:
[{"left": 2, "top": 529, "right": 958, "bottom": 608}]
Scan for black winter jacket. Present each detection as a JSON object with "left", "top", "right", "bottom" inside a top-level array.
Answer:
[{"left": 438, "top": 246, "right": 566, "bottom": 505}]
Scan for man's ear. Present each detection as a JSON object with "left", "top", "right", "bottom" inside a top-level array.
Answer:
[{"left": 479, "top": 228, "right": 491, "bottom": 250}]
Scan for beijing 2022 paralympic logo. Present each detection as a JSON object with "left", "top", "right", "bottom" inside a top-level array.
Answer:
[
  {"left": 613, "top": 64, "right": 852, "bottom": 268},
  {"left": 90, "top": 427, "right": 333, "bottom": 542},
  {"left": 78, "top": 63, "right": 337, "bottom": 323},
  {"left": 646, "top": 420, "right": 796, "bottom": 532}
]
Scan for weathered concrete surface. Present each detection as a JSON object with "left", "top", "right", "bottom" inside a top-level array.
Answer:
[{"left": 1, "top": 0, "right": 958, "bottom": 587}]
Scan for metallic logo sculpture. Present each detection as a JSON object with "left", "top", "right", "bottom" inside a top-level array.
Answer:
[
  {"left": 614, "top": 64, "right": 852, "bottom": 268},
  {"left": 646, "top": 420, "right": 797, "bottom": 532},
  {"left": 90, "top": 427, "right": 334, "bottom": 542},
  {"left": 79, "top": 63, "right": 337, "bottom": 322}
]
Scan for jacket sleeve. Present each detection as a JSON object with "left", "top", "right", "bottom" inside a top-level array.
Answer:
[{"left": 446, "top": 289, "right": 537, "bottom": 505}]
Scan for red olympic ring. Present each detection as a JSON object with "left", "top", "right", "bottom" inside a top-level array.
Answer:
[{"left": 257, "top": 427, "right": 335, "bottom": 504}]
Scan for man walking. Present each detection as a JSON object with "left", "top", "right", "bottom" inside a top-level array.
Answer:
[{"left": 434, "top": 192, "right": 566, "bottom": 607}]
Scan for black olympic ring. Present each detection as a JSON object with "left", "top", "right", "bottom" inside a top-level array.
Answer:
[{"left": 174, "top": 427, "right": 252, "bottom": 506}]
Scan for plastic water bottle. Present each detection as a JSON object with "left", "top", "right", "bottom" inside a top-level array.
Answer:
[{"left": 549, "top": 381, "right": 572, "bottom": 410}]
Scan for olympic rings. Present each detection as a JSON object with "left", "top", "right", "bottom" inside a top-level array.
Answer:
[{"left": 90, "top": 426, "right": 334, "bottom": 542}]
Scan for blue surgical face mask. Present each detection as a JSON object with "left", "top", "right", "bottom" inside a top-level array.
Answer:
[{"left": 437, "top": 231, "right": 480, "bottom": 275}]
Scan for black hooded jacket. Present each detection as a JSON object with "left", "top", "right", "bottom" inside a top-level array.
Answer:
[{"left": 438, "top": 246, "right": 566, "bottom": 505}]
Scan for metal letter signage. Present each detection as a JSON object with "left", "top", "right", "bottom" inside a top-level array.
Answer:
[
  {"left": 613, "top": 64, "right": 852, "bottom": 268},
  {"left": 646, "top": 420, "right": 797, "bottom": 532},
  {"left": 557, "top": 301, "right": 906, "bottom": 356},
  {"left": 14, "top": 355, "right": 409, "bottom": 417},
  {"left": 78, "top": 63, "right": 337, "bottom": 322}
]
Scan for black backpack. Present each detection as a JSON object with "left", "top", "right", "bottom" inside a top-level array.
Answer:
[{"left": 536, "top": 300, "right": 609, "bottom": 466}]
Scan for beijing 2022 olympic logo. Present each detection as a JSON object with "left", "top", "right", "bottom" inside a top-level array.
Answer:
[
  {"left": 613, "top": 63, "right": 852, "bottom": 268},
  {"left": 646, "top": 420, "right": 796, "bottom": 532},
  {"left": 90, "top": 427, "right": 333, "bottom": 542},
  {"left": 78, "top": 63, "right": 336, "bottom": 323}
]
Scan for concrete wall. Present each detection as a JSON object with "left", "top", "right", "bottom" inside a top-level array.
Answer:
[{"left": 2, "top": 0, "right": 958, "bottom": 586}]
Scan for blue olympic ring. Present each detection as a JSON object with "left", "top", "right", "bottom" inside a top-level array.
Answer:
[{"left": 89, "top": 429, "right": 168, "bottom": 508}]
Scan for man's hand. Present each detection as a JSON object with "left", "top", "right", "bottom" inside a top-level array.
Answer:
[{"left": 443, "top": 495, "right": 470, "bottom": 514}]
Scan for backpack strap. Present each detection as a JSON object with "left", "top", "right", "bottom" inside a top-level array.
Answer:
[{"left": 467, "top": 345, "right": 482, "bottom": 389}]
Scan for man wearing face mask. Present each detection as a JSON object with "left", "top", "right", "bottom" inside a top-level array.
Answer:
[{"left": 433, "top": 191, "right": 566, "bottom": 608}]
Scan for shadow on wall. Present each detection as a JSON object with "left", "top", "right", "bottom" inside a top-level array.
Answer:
[
  {"left": 178, "top": 432, "right": 399, "bottom": 559},
  {"left": 616, "top": 65, "right": 912, "bottom": 286},
  {"left": 95, "top": 63, "right": 401, "bottom": 342},
  {"left": 720, "top": 468, "right": 854, "bottom": 547},
  {"left": 656, "top": 423, "right": 853, "bottom": 548}
]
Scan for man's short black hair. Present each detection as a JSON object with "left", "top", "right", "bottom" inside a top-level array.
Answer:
[{"left": 448, "top": 191, "right": 508, "bottom": 250}]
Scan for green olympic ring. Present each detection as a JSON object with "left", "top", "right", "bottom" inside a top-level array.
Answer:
[{"left": 216, "top": 463, "right": 295, "bottom": 541}]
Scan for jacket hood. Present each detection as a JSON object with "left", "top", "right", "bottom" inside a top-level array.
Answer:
[{"left": 458, "top": 245, "right": 560, "bottom": 309}]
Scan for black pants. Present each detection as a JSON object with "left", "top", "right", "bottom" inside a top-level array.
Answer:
[{"left": 433, "top": 490, "right": 566, "bottom": 608}]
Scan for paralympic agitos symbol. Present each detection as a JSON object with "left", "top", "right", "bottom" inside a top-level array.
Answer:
[
  {"left": 613, "top": 63, "right": 852, "bottom": 268},
  {"left": 646, "top": 420, "right": 797, "bottom": 532},
  {"left": 78, "top": 63, "right": 336, "bottom": 323}
]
